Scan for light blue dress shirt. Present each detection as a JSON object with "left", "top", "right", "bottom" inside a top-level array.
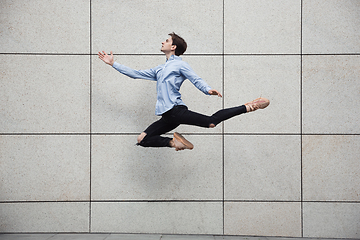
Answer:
[{"left": 112, "top": 55, "right": 212, "bottom": 116}]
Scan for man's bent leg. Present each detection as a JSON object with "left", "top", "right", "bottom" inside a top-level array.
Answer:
[
  {"left": 137, "top": 115, "right": 179, "bottom": 148},
  {"left": 139, "top": 130, "right": 193, "bottom": 150},
  {"left": 137, "top": 106, "right": 195, "bottom": 150},
  {"left": 138, "top": 134, "right": 173, "bottom": 147}
]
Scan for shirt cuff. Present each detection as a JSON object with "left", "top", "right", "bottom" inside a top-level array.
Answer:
[
  {"left": 205, "top": 86, "right": 212, "bottom": 95},
  {"left": 112, "top": 62, "right": 120, "bottom": 68}
]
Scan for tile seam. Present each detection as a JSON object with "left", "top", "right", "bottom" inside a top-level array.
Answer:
[
  {"left": 2, "top": 133, "right": 359, "bottom": 136},
  {"left": 2, "top": 200, "right": 359, "bottom": 203},
  {"left": 1, "top": 53, "right": 360, "bottom": 55},
  {"left": 300, "top": 0, "right": 304, "bottom": 237},
  {"left": 222, "top": 0, "right": 226, "bottom": 235},
  {"left": 89, "top": 0, "right": 93, "bottom": 233}
]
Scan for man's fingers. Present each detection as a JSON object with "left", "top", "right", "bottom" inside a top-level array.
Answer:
[
  {"left": 98, "top": 51, "right": 113, "bottom": 58},
  {"left": 210, "top": 90, "right": 222, "bottom": 97}
]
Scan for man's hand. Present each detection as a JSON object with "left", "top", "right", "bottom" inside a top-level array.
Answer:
[
  {"left": 208, "top": 89, "right": 223, "bottom": 97},
  {"left": 98, "top": 51, "right": 115, "bottom": 66}
]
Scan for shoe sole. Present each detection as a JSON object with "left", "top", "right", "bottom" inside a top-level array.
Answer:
[{"left": 174, "top": 132, "right": 194, "bottom": 150}]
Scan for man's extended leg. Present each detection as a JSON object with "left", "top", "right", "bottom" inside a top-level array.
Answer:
[
  {"left": 179, "top": 97, "right": 270, "bottom": 128},
  {"left": 165, "top": 98, "right": 270, "bottom": 149}
]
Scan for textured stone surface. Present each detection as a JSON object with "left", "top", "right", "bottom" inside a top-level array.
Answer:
[
  {"left": 91, "top": 202, "right": 222, "bottom": 234},
  {"left": 0, "top": 55, "right": 90, "bottom": 133},
  {"left": 303, "top": 202, "right": 360, "bottom": 238},
  {"left": 303, "top": 0, "right": 360, "bottom": 54},
  {"left": 0, "top": 202, "right": 89, "bottom": 232},
  {"left": 92, "top": 0, "right": 223, "bottom": 54},
  {"left": 303, "top": 135, "right": 360, "bottom": 201},
  {"left": 0, "top": 135, "right": 90, "bottom": 201},
  {"left": 302, "top": 55, "right": 360, "bottom": 134},
  {"left": 224, "top": 202, "right": 301, "bottom": 237},
  {"left": 224, "top": 0, "right": 301, "bottom": 54},
  {"left": 224, "top": 135, "right": 301, "bottom": 201},
  {"left": 224, "top": 55, "right": 301, "bottom": 133},
  {"left": 0, "top": 0, "right": 90, "bottom": 53},
  {"left": 91, "top": 135, "right": 222, "bottom": 201}
]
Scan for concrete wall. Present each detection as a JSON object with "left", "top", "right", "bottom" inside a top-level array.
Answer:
[{"left": 0, "top": 0, "right": 359, "bottom": 238}]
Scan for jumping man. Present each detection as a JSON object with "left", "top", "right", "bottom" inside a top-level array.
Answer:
[{"left": 98, "top": 32, "right": 269, "bottom": 151}]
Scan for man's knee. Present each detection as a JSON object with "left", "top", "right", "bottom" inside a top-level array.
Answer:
[
  {"left": 137, "top": 132, "right": 147, "bottom": 144},
  {"left": 209, "top": 123, "right": 215, "bottom": 128}
]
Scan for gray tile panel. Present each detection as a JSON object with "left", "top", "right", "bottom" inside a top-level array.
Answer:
[
  {"left": 224, "top": 0, "right": 301, "bottom": 54},
  {"left": 0, "top": 1, "right": 90, "bottom": 53},
  {"left": 0, "top": 203, "right": 89, "bottom": 232},
  {"left": 0, "top": 136, "right": 90, "bottom": 201},
  {"left": 92, "top": 0, "right": 223, "bottom": 54},
  {"left": 302, "top": 55, "right": 360, "bottom": 134},
  {"left": 224, "top": 135, "right": 301, "bottom": 201},
  {"left": 224, "top": 202, "right": 302, "bottom": 237},
  {"left": 0, "top": 55, "right": 90, "bottom": 133},
  {"left": 303, "top": 0, "right": 360, "bottom": 54},
  {"left": 224, "top": 55, "right": 301, "bottom": 134},
  {"left": 91, "top": 202, "right": 223, "bottom": 234},
  {"left": 303, "top": 135, "right": 360, "bottom": 201},
  {"left": 303, "top": 202, "right": 360, "bottom": 239}
]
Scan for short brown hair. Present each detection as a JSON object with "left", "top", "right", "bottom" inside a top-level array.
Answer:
[{"left": 168, "top": 32, "right": 187, "bottom": 56}]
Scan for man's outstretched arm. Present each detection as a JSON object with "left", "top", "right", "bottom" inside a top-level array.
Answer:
[
  {"left": 98, "top": 50, "right": 157, "bottom": 81},
  {"left": 98, "top": 51, "right": 115, "bottom": 66}
]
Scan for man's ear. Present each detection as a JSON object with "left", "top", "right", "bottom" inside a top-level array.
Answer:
[{"left": 171, "top": 45, "right": 177, "bottom": 51}]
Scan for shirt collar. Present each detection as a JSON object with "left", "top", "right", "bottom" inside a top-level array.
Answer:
[{"left": 166, "top": 54, "right": 181, "bottom": 62}]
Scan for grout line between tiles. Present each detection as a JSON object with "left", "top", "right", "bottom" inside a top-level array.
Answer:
[
  {"left": 1, "top": 133, "right": 359, "bottom": 136},
  {"left": 1, "top": 53, "right": 359, "bottom": 56},
  {"left": 300, "top": 0, "right": 304, "bottom": 237},
  {"left": 2, "top": 200, "right": 359, "bottom": 204},
  {"left": 222, "top": 0, "right": 225, "bottom": 235},
  {"left": 89, "top": 0, "right": 93, "bottom": 233}
]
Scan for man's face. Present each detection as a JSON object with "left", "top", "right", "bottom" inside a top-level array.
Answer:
[{"left": 161, "top": 36, "right": 173, "bottom": 53}]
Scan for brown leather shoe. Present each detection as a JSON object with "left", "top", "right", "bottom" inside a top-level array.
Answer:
[
  {"left": 245, "top": 97, "right": 270, "bottom": 112},
  {"left": 173, "top": 132, "right": 194, "bottom": 151}
]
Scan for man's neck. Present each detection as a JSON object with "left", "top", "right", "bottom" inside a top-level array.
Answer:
[{"left": 165, "top": 52, "right": 176, "bottom": 60}]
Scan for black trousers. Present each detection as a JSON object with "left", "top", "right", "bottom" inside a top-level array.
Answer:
[{"left": 138, "top": 105, "right": 247, "bottom": 147}]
